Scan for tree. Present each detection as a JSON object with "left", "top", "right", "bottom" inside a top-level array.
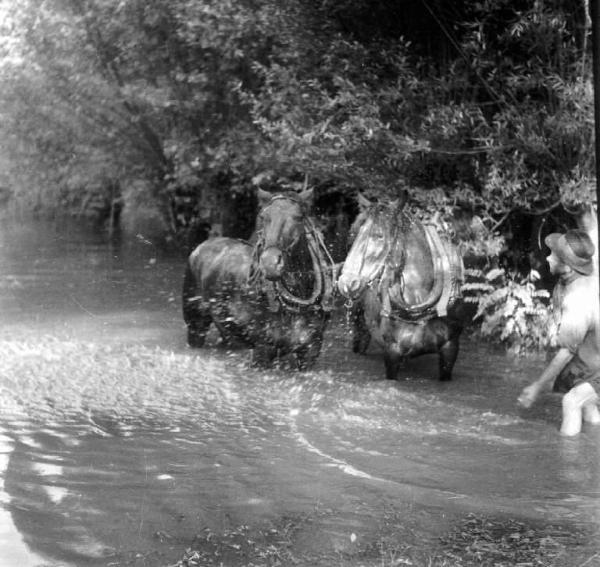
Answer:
[
  {"left": 0, "top": 0, "right": 595, "bottom": 246},
  {"left": 0, "top": 0, "right": 300, "bottom": 236}
]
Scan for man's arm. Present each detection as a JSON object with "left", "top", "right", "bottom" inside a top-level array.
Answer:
[{"left": 517, "top": 347, "right": 574, "bottom": 408}]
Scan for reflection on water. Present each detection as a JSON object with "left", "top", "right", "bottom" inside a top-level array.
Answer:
[
  {"left": 0, "top": 220, "right": 183, "bottom": 348},
  {"left": 0, "top": 432, "right": 50, "bottom": 567},
  {"left": 0, "top": 220, "right": 599, "bottom": 566}
]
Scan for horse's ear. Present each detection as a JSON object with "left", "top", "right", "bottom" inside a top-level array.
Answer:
[
  {"left": 257, "top": 188, "right": 272, "bottom": 208},
  {"left": 357, "top": 192, "right": 372, "bottom": 211},
  {"left": 298, "top": 187, "right": 314, "bottom": 205}
]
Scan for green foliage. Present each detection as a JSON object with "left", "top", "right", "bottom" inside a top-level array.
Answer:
[
  {"left": 457, "top": 0, "right": 594, "bottom": 212},
  {"left": 0, "top": 0, "right": 595, "bottom": 257},
  {"left": 240, "top": 0, "right": 595, "bottom": 228},
  {"left": 240, "top": 37, "right": 427, "bottom": 195},
  {"left": 0, "top": 0, "right": 294, "bottom": 224},
  {"left": 0, "top": 1, "right": 161, "bottom": 218},
  {"left": 463, "top": 267, "right": 551, "bottom": 355}
]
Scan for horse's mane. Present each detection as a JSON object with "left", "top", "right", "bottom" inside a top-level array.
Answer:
[{"left": 349, "top": 202, "right": 408, "bottom": 244}]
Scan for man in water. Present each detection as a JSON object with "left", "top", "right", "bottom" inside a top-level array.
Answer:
[{"left": 518, "top": 229, "right": 600, "bottom": 436}]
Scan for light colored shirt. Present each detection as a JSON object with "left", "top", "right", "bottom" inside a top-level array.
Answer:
[{"left": 552, "top": 273, "right": 600, "bottom": 375}]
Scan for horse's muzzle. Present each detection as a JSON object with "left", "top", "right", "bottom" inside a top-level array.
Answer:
[
  {"left": 337, "top": 273, "right": 363, "bottom": 299},
  {"left": 259, "top": 247, "right": 284, "bottom": 280}
]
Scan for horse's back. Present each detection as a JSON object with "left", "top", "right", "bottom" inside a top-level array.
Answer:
[{"left": 188, "top": 237, "right": 252, "bottom": 291}]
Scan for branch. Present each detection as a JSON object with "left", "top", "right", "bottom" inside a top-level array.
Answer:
[{"left": 70, "top": 0, "right": 169, "bottom": 174}]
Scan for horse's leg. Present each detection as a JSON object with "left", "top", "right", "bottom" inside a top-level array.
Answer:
[
  {"left": 351, "top": 301, "right": 371, "bottom": 354},
  {"left": 383, "top": 349, "right": 404, "bottom": 380},
  {"left": 251, "top": 344, "right": 277, "bottom": 367},
  {"left": 210, "top": 316, "right": 235, "bottom": 346},
  {"left": 295, "top": 336, "right": 324, "bottom": 370},
  {"left": 186, "top": 315, "right": 213, "bottom": 348},
  {"left": 182, "top": 263, "right": 212, "bottom": 348},
  {"left": 438, "top": 327, "right": 461, "bottom": 381}
]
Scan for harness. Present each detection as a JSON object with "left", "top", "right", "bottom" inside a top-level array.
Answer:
[
  {"left": 361, "top": 210, "right": 463, "bottom": 322},
  {"left": 248, "top": 194, "right": 337, "bottom": 313}
]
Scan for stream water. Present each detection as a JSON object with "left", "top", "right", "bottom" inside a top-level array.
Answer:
[{"left": 0, "top": 220, "right": 599, "bottom": 566}]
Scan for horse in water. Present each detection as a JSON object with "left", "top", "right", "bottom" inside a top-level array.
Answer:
[
  {"left": 337, "top": 195, "right": 465, "bottom": 381},
  {"left": 182, "top": 188, "right": 336, "bottom": 369}
]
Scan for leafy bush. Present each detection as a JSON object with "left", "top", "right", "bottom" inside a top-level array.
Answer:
[
  {"left": 463, "top": 267, "right": 551, "bottom": 355},
  {"left": 0, "top": 0, "right": 596, "bottom": 264}
]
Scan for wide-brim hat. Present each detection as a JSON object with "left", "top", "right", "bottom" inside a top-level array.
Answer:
[{"left": 545, "top": 230, "right": 595, "bottom": 275}]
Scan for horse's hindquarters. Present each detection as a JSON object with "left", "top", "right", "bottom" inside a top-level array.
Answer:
[
  {"left": 187, "top": 237, "right": 252, "bottom": 290},
  {"left": 183, "top": 238, "right": 253, "bottom": 346}
]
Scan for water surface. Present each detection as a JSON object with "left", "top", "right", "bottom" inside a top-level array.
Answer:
[{"left": 0, "top": 220, "right": 598, "bottom": 566}]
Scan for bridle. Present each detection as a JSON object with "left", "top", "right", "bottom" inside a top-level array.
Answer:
[{"left": 248, "top": 194, "right": 336, "bottom": 311}]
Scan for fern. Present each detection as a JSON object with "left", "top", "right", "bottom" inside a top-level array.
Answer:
[{"left": 463, "top": 266, "right": 551, "bottom": 354}]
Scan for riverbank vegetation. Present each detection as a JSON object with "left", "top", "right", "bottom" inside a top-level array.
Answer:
[
  {"left": 169, "top": 510, "right": 589, "bottom": 566},
  {"left": 0, "top": 0, "right": 596, "bottom": 352}
]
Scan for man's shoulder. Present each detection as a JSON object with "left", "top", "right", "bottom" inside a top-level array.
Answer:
[
  {"left": 562, "top": 274, "right": 598, "bottom": 311},
  {"left": 565, "top": 274, "right": 598, "bottom": 293}
]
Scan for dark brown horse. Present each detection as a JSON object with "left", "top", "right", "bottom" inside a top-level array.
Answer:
[
  {"left": 337, "top": 195, "right": 465, "bottom": 381},
  {"left": 182, "top": 188, "right": 336, "bottom": 368}
]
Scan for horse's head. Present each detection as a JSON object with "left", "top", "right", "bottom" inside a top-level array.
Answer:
[
  {"left": 255, "top": 187, "right": 313, "bottom": 281},
  {"left": 337, "top": 195, "right": 400, "bottom": 299}
]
